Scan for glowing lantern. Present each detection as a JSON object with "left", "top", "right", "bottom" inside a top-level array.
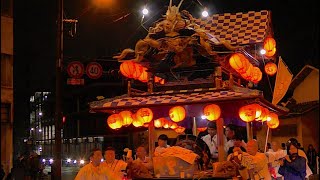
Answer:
[
  {"left": 241, "top": 64, "right": 254, "bottom": 80},
  {"left": 163, "top": 120, "right": 172, "bottom": 129},
  {"left": 107, "top": 114, "right": 123, "bottom": 129},
  {"left": 263, "top": 37, "right": 276, "bottom": 57},
  {"left": 170, "top": 122, "right": 178, "bottom": 129},
  {"left": 120, "top": 61, "right": 142, "bottom": 79},
  {"left": 256, "top": 107, "right": 269, "bottom": 122},
  {"left": 251, "top": 67, "right": 263, "bottom": 84},
  {"left": 136, "top": 108, "right": 153, "bottom": 123},
  {"left": 154, "top": 118, "right": 165, "bottom": 128},
  {"left": 175, "top": 126, "right": 186, "bottom": 133},
  {"left": 239, "top": 104, "right": 256, "bottom": 122},
  {"left": 264, "top": 62, "right": 277, "bottom": 76},
  {"left": 265, "top": 47, "right": 276, "bottom": 57},
  {"left": 138, "top": 67, "right": 148, "bottom": 83},
  {"left": 132, "top": 114, "right": 143, "bottom": 127},
  {"left": 169, "top": 106, "right": 186, "bottom": 122},
  {"left": 119, "top": 111, "right": 133, "bottom": 126},
  {"left": 267, "top": 112, "right": 279, "bottom": 129},
  {"left": 229, "top": 53, "right": 250, "bottom": 73},
  {"left": 197, "top": 127, "right": 207, "bottom": 132},
  {"left": 203, "top": 104, "right": 221, "bottom": 121}
]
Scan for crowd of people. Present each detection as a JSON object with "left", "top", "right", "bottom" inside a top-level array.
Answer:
[{"left": 73, "top": 121, "right": 319, "bottom": 180}]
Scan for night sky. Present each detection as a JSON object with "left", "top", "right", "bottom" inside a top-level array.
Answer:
[{"left": 13, "top": 0, "right": 319, "bottom": 153}]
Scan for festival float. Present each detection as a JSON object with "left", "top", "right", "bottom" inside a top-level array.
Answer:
[{"left": 89, "top": 0, "right": 289, "bottom": 179}]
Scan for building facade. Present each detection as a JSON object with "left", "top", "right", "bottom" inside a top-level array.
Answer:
[{"left": 1, "top": 0, "right": 13, "bottom": 175}]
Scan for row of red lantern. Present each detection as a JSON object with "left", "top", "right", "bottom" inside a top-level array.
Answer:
[
  {"left": 107, "top": 104, "right": 222, "bottom": 130},
  {"left": 107, "top": 108, "right": 154, "bottom": 129},
  {"left": 239, "top": 103, "right": 279, "bottom": 129},
  {"left": 229, "top": 53, "right": 263, "bottom": 83},
  {"left": 120, "top": 61, "right": 165, "bottom": 84},
  {"left": 153, "top": 117, "right": 185, "bottom": 133}
]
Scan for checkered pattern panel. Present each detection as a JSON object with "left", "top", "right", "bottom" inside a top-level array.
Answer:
[
  {"left": 96, "top": 90, "right": 244, "bottom": 108},
  {"left": 193, "top": 10, "right": 270, "bottom": 45}
]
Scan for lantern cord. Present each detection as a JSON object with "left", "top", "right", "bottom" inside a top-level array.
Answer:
[
  {"left": 261, "top": 56, "right": 274, "bottom": 95},
  {"left": 264, "top": 127, "right": 270, "bottom": 153}
]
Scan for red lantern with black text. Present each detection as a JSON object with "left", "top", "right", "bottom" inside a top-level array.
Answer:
[
  {"left": 136, "top": 108, "right": 153, "bottom": 123},
  {"left": 203, "top": 104, "right": 221, "bottom": 121},
  {"left": 239, "top": 104, "right": 256, "bottom": 122},
  {"left": 107, "top": 114, "right": 123, "bottom": 129},
  {"left": 265, "top": 62, "right": 277, "bottom": 76},
  {"left": 264, "top": 37, "right": 276, "bottom": 57}
]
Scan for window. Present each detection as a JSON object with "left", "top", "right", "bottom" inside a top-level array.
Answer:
[
  {"left": 1, "top": 54, "right": 13, "bottom": 88},
  {"left": 1, "top": 103, "right": 10, "bottom": 123}
]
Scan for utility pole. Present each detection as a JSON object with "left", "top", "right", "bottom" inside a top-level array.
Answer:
[{"left": 54, "top": 0, "right": 63, "bottom": 178}]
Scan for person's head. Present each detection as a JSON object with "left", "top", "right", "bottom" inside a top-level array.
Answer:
[
  {"left": 286, "top": 138, "right": 299, "bottom": 156},
  {"left": 267, "top": 143, "right": 271, "bottom": 149},
  {"left": 246, "top": 140, "right": 259, "bottom": 156},
  {"left": 233, "top": 134, "right": 243, "bottom": 147},
  {"left": 271, "top": 141, "right": 280, "bottom": 152},
  {"left": 104, "top": 147, "right": 116, "bottom": 163},
  {"left": 287, "top": 141, "right": 299, "bottom": 156},
  {"left": 89, "top": 148, "right": 102, "bottom": 166},
  {"left": 225, "top": 124, "right": 236, "bottom": 140},
  {"left": 158, "top": 134, "right": 168, "bottom": 147},
  {"left": 281, "top": 143, "right": 286, "bottom": 150},
  {"left": 308, "top": 144, "right": 314, "bottom": 150},
  {"left": 136, "top": 146, "right": 147, "bottom": 159},
  {"left": 207, "top": 122, "right": 217, "bottom": 137}
]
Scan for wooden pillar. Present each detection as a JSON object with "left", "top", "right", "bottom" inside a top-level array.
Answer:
[
  {"left": 127, "top": 79, "right": 131, "bottom": 96},
  {"left": 147, "top": 72, "right": 154, "bottom": 93},
  {"left": 229, "top": 73, "right": 234, "bottom": 88},
  {"left": 216, "top": 118, "right": 225, "bottom": 161},
  {"left": 215, "top": 66, "right": 222, "bottom": 89},
  {"left": 148, "top": 120, "right": 155, "bottom": 158},
  {"left": 246, "top": 122, "right": 253, "bottom": 141}
]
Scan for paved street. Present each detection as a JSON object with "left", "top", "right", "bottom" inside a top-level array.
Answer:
[{"left": 44, "top": 166, "right": 79, "bottom": 180}]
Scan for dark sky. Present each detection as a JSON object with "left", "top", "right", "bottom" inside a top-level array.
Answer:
[
  {"left": 13, "top": 0, "right": 319, "bottom": 100},
  {"left": 14, "top": 0, "right": 319, "bottom": 93}
]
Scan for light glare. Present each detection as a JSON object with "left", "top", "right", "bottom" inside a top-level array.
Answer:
[
  {"left": 260, "top": 49, "right": 266, "bottom": 55},
  {"left": 202, "top": 10, "right": 208, "bottom": 17},
  {"left": 142, "top": 8, "right": 148, "bottom": 15}
]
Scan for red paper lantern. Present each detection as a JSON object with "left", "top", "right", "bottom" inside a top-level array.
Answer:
[
  {"left": 241, "top": 64, "right": 254, "bottom": 80},
  {"left": 136, "top": 108, "right": 153, "bottom": 123},
  {"left": 132, "top": 113, "right": 143, "bottom": 127},
  {"left": 267, "top": 112, "right": 279, "bottom": 129},
  {"left": 119, "top": 111, "right": 133, "bottom": 126},
  {"left": 120, "top": 61, "right": 143, "bottom": 79},
  {"left": 203, "top": 104, "right": 221, "bottom": 121},
  {"left": 265, "top": 47, "right": 276, "bottom": 57},
  {"left": 251, "top": 67, "right": 263, "bottom": 84},
  {"left": 107, "top": 114, "right": 123, "bottom": 129},
  {"left": 154, "top": 118, "right": 165, "bottom": 128},
  {"left": 239, "top": 104, "right": 257, "bottom": 123},
  {"left": 264, "top": 37, "right": 276, "bottom": 57},
  {"left": 229, "top": 53, "right": 250, "bottom": 74},
  {"left": 264, "top": 62, "right": 277, "bottom": 76},
  {"left": 169, "top": 106, "right": 186, "bottom": 122}
]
